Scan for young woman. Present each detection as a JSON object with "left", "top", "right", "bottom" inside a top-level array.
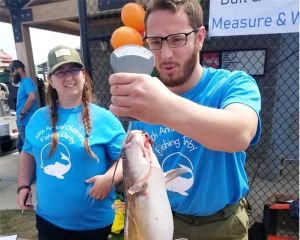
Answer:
[{"left": 17, "top": 45, "right": 126, "bottom": 240}]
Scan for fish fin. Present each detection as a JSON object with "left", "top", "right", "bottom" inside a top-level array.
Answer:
[
  {"left": 165, "top": 167, "right": 188, "bottom": 184},
  {"left": 128, "top": 182, "right": 148, "bottom": 195}
]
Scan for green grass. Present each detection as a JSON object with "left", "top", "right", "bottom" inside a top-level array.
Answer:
[
  {"left": 108, "top": 232, "right": 124, "bottom": 240},
  {"left": 0, "top": 209, "right": 37, "bottom": 240}
]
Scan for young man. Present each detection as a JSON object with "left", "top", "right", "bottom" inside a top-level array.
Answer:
[
  {"left": 9, "top": 60, "right": 39, "bottom": 152},
  {"left": 109, "top": 0, "right": 261, "bottom": 239}
]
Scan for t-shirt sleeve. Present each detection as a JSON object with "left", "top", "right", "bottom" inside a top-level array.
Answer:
[
  {"left": 24, "top": 78, "right": 37, "bottom": 95},
  {"left": 22, "top": 115, "right": 34, "bottom": 154},
  {"left": 104, "top": 112, "right": 126, "bottom": 161},
  {"left": 221, "top": 71, "right": 261, "bottom": 145}
]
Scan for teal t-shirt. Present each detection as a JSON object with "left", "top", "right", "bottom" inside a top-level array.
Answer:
[
  {"left": 16, "top": 77, "right": 39, "bottom": 127},
  {"left": 132, "top": 67, "right": 261, "bottom": 216},
  {"left": 23, "top": 103, "right": 126, "bottom": 230}
]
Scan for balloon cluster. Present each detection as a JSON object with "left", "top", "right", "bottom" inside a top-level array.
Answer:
[{"left": 111, "top": 3, "right": 145, "bottom": 49}]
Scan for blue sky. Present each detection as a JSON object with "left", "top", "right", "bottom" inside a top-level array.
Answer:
[{"left": 0, "top": 22, "right": 80, "bottom": 65}]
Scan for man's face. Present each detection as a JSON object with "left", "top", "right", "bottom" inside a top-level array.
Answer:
[
  {"left": 146, "top": 9, "right": 201, "bottom": 88},
  {"left": 10, "top": 67, "right": 22, "bottom": 85}
]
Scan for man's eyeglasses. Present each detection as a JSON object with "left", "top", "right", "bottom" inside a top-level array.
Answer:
[
  {"left": 52, "top": 67, "right": 83, "bottom": 79},
  {"left": 144, "top": 30, "right": 198, "bottom": 50}
]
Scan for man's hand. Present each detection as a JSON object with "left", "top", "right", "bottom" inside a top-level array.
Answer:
[
  {"left": 109, "top": 72, "right": 175, "bottom": 125},
  {"left": 19, "top": 114, "right": 24, "bottom": 122}
]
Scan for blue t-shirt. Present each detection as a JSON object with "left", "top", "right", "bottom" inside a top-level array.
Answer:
[
  {"left": 23, "top": 103, "right": 126, "bottom": 230},
  {"left": 132, "top": 67, "right": 261, "bottom": 216},
  {"left": 16, "top": 77, "right": 39, "bottom": 127}
]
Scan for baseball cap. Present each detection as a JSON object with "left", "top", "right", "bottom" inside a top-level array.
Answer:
[
  {"left": 8, "top": 60, "right": 25, "bottom": 70},
  {"left": 47, "top": 45, "right": 84, "bottom": 74}
]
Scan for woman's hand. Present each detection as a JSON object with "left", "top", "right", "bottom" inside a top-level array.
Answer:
[
  {"left": 85, "top": 174, "right": 112, "bottom": 200},
  {"left": 17, "top": 188, "right": 34, "bottom": 211}
]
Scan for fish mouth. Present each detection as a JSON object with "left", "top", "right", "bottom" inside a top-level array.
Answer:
[
  {"left": 125, "top": 131, "right": 146, "bottom": 143},
  {"left": 125, "top": 133, "right": 134, "bottom": 144},
  {"left": 124, "top": 131, "right": 153, "bottom": 147}
]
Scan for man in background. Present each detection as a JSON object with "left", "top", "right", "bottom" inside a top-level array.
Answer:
[{"left": 9, "top": 60, "right": 39, "bottom": 152}]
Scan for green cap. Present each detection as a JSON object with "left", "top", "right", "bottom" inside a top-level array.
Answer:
[{"left": 47, "top": 45, "right": 84, "bottom": 74}]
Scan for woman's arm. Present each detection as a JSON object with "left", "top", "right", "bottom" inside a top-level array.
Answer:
[{"left": 17, "top": 151, "right": 36, "bottom": 210}]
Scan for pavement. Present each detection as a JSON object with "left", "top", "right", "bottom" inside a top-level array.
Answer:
[{"left": 0, "top": 150, "right": 36, "bottom": 210}]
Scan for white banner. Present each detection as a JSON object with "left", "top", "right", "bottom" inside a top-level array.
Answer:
[{"left": 209, "top": 0, "right": 299, "bottom": 37}]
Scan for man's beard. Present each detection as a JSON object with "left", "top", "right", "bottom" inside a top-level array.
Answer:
[
  {"left": 12, "top": 72, "right": 21, "bottom": 85},
  {"left": 156, "top": 48, "right": 198, "bottom": 88}
]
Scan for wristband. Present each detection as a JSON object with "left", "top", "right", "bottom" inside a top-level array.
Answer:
[{"left": 17, "top": 185, "right": 31, "bottom": 194}]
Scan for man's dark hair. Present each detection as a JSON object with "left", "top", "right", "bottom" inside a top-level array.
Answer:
[
  {"left": 10, "top": 60, "right": 25, "bottom": 70},
  {"left": 144, "top": 0, "right": 203, "bottom": 32},
  {"left": 9, "top": 60, "right": 25, "bottom": 85}
]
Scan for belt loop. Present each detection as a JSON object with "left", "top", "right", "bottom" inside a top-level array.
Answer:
[
  {"left": 241, "top": 197, "right": 252, "bottom": 215},
  {"left": 193, "top": 216, "right": 201, "bottom": 225}
]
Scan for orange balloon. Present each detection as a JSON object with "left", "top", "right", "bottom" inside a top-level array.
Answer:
[
  {"left": 111, "top": 26, "right": 144, "bottom": 49},
  {"left": 121, "top": 3, "right": 145, "bottom": 33}
]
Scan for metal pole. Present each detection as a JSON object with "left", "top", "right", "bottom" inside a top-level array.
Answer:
[{"left": 78, "top": 0, "right": 91, "bottom": 75}]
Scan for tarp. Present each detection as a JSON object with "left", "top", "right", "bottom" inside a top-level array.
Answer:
[{"left": 0, "top": 49, "right": 12, "bottom": 67}]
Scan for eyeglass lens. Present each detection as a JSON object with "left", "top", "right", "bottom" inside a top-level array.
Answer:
[
  {"left": 145, "top": 30, "right": 197, "bottom": 50},
  {"left": 53, "top": 68, "right": 82, "bottom": 78}
]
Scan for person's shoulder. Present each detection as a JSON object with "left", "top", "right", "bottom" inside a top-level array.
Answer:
[
  {"left": 209, "top": 67, "right": 254, "bottom": 82},
  {"left": 28, "top": 106, "right": 50, "bottom": 125},
  {"left": 21, "top": 77, "right": 37, "bottom": 87},
  {"left": 32, "top": 106, "right": 49, "bottom": 117},
  {"left": 229, "top": 70, "right": 252, "bottom": 78},
  {"left": 206, "top": 67, "right": 229, "bottom": 77},
  {"left": 89, "top": 103, "right": 106, "bottom": 113},
  {"left": 89, "top": 103, "right": 119, "bottom": 120},
  {"left": 227, "top": 70, "right": 257, "bottom": 85},
  {"left": 22, "top": 76, "right": 34, "bottom": 82},
  {"left": 205, "top": 67, "right": 230, "bottom": 81},
  {"left": 89, "top": 103, "right": 112, "bottom": 117}
]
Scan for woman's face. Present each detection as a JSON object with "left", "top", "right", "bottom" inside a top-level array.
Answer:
[{"left": 49, "top": 63, "right": 85, "bottom": 105}]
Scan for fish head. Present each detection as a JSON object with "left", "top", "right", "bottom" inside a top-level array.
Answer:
[{"left": 123, "top": 130, "right": 155, "bottom": 180}]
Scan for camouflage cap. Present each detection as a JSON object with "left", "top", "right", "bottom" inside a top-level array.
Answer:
[{"left": 47, "top": 45, "right": 84, "bottom": 74}]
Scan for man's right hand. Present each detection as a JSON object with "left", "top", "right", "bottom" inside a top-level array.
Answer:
[{"left": 109, "top": 72, "right": 176, "bottom": 125}]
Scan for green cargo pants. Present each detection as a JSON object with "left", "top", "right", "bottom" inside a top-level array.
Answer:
[{"left": 173, "top": 198, "right": 249, "bottom": 240}]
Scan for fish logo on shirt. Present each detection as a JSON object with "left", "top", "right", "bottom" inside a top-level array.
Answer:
[
  {"left": 40, "top": 142, "right": 71, "bottom": 179},
  {"left": 162, "top": 152, "right": 194, "bottom": 196}
]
